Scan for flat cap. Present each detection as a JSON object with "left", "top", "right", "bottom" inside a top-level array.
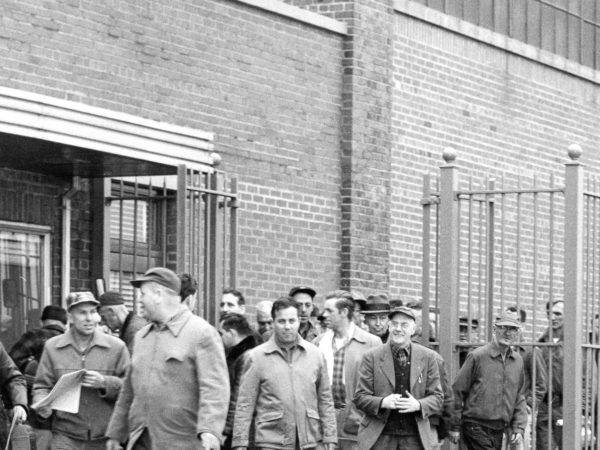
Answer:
[
  {"left": 98, "top": 291, "right": 125, "bottom": 307},
  {"left": 66, "top": 291, "right": 99, "bottom": 311},
  {"left": 289, "top": 286, "right": 316, "bottom": 298},
  {"left": 131, "top": 267, "right": 181, "bottom": 293},
  {"left": 388, "top": 306, "right": 416, "bottom": 321}
]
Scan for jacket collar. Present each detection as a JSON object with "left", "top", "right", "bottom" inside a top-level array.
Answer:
[
  {"left": 42, "top": 324, "right": 66, "bottom": 334},
  {"left": 55, "top": 327, "right": 113, "bottom": 349},
  {"left": 262, "top": 334, "right": 308, "bottom": 355},
  {"left": 228, "top": 334, "right": 259, "bottom": 361},
  {"left": 141, "top": 306, "right": 192, "bottom": 338},
  {"left": 488, "top": 341, "right": 517, "bottom": 359}
]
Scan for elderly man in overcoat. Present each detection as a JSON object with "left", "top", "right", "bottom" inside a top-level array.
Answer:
[{"left": 354, "top": 306, "right": 443, "bottom": 450}]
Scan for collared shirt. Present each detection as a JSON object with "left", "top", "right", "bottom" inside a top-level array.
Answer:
[
  {"left": 317, "top": 322, "right": 356, "bottom": 383},
  {"left": 451, "top": 341, "right": 527, "bottom": 433},
  {"left": 106, "top": 306, "right": 229, "bottom": 448},
  {"left": 299, "top": 320, "right": 320, "bottom": 342},
  {"left": 390, "top": 342, "right": 411, "bottom": 365}
]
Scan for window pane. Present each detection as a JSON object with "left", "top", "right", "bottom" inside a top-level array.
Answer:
[
  {"left": 0, "top": 230, "right": 46, "bottom": 349},
  {"left": 110, "top": 200, "right": 148, "bottom": 243}
]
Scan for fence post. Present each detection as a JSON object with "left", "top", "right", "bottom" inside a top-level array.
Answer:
[
  {"left": 563, "top": 144, "right": 584, "bottom": 450},
  {"left": 439, "top": 148, "right": 460, "bottom": 378}
]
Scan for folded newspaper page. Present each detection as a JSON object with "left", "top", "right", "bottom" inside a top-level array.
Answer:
[{"left": 31, "top": 369, "right": 86, "bottom": 414}]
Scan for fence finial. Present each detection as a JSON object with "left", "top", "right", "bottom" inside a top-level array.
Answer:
[
  {"left": 567, "top": 144, "right": 582, "bottom": 161},
  {"left": 442, "top": 147, "right": 457, "bottom": 164},
  {"left": 211, "top": 152, "right": 222, "bottom": 167}
]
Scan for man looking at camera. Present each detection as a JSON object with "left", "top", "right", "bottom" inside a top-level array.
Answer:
[{"left": 33, "top": 292, "right": 129, "bottom": 449}]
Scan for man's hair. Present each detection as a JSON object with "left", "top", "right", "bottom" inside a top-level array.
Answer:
[
  {"left": 223, "top": 288, "right": 245, "bottom": 306},
  {"left": 271, "top": 296, "right": 299, "bottom": 319},
  {"left": 545, "top": 299, "right": 564, "bottom": 313},
  {"left": 324, "top": 290, "right": 354, "bottom": 319},
  {"left": 506, "top": 306, "right": 527, "bottom": 323},
  {"left": 179, "top": 273, "right": 198, "bottom": 300},
  {"left": 256, "top": 300, "right": 273, "bottom": 315},
  {"left": 220, "top": 313, "right": 253, "bottom": 336}
]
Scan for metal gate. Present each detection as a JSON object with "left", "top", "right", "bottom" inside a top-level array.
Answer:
[
  {"left": 97, "top": 166, "right": 238, "bottom": 325},
  {"left": 422, "top": 145, "right": 596, "bottom": 449}
]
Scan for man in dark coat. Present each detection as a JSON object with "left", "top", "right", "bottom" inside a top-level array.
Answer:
[
  {"left": 218, "top": 313, "right": 259, "bottom": 450},
  {"left": 98, "top": 291, "right": 146, "bottom": 354}
]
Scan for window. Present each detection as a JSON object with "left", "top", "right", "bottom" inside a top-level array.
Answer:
[{"left": 0, "top": 222, "right": 50, "bottom": 349}]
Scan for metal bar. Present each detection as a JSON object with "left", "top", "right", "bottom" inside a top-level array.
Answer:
[
  {"left": 132, "top": 179, "right": 138, "bottom": 292},
  {"left": 547, "top": 172, "right": 555, "bottom": 448},
  {"left": 184, "top": 185, "right": 238, "bottom": 198},
  {"left": 485, "top": 178, "right": 495, "bottom": 338},
  {"left": 176, "top": 165, "right": 187, "bottom": 273},
  {"left": 467, "top": 177, "right": 473, "bottom": 342},
  {"left": 563, "top": 145, "right": 584, "bottom": 449},
  {"left": 161, "top": 178, "right": 167, "bottom": 267},
  {"left": 118, "top": 180, "right": 124, "bottom": 293},
  {"left": 477, "top": 182, "right": 485, "bottom": 342},
  {"left": 515, "top": 175, "right": 521, "bottom": 333},
  {"left": 422, "top": 173, "right": 432, "bottom": 342},
  {"left": 229, "top": 178, "right": 238, "bottom": 289},
  {"left": 456, "top": 187, "right": 564, "bottom": 196},
  {"left": 439, "top": 150, "right": 460, "bottom": 378},
  {"left": 105, "top": 195, "right": 173, "bottom": 202},
  {"left": 583, "top": 190, "right": 600, "bottom": 200},
  {"left": 500, "top": 175, "right": 505, "bottom": 318}
]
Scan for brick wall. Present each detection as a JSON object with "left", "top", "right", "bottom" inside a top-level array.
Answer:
[{"left": 0, "top": 0, "right": 344, "bottom": 307}]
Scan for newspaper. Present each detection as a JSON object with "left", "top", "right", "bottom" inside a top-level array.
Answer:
[{"left": 31, "top": 369, "right": 85, "bottom": 414}]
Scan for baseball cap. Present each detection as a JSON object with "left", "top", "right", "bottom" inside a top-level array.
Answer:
[
  {"left": 66, "top": 292, "right": 99, "bottom": 311},
  {"left": 289, "top": 286, "right": 316, "bottom": 298},
  {"left": 495, "top": 310, "right": 522, "bottom": 328},
  {"left": 130, "top": 267, "right": 181, "bottom": 293},
  {"left": 388, "top": 306, "right": 416, "bottom": 321},
  {"left": 98, "top": 291, "right": 125, "bottom": 307}
]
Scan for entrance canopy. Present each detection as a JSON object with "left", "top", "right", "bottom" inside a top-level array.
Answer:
[{"left": 0, "top": 87, "right": 215, "bottom": 177}]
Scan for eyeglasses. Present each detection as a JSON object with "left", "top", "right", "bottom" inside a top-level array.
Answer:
[
  {"left": 496, "top": 325, "right": 520, "bottom": 334},
  {"left": 389, "top": 322, "right": 412, "bottom": 330}
]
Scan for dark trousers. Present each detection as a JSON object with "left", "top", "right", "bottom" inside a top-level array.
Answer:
[
  {"left": 462, "top": 422, "right": 504, "bottom": 450},
  {"left": 371, "top": 434, "right": 424, "bottom": 450},
  {"left": 535, "top": 417, "right": 562, "bottom": 450}
]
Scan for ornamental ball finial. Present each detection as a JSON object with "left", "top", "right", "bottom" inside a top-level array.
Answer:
[
  {"left": 210, "top": 152, "right": 222, "bottom": 167},
  {"left": 567, "top": 144, "right": 582, "bottom": 161},
  {"left": 442, "top": 147, "right": 457, "bottom": 164}
]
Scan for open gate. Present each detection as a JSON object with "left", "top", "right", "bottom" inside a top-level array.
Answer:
[
  {"left": 93, "top": 166, "right": 238, "bottom": 325},
  {"left": 422, "top": 146, "right": 597, "bottom": 449}
]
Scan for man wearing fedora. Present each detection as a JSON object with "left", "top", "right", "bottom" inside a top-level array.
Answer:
[
  {"left": 289, "top": 285, "right": 320, "bottom": 342},
  {"left": 33, "top": 292, "right": 129, "bottom": 449},
  {"left": 98, "top": 291, "right": 146, "bottom": 354},
  {"left": 363, "top": 295, "right": 391, "bottom": 343},
  {"left": 106, "top": 267, "right": 229, "bottom": 450},
  {"left": 449, "top": 311, "right": 527, "bottom": 450},
  {"left": 354, "top": 306, "right": 444, "bottom": 450}
]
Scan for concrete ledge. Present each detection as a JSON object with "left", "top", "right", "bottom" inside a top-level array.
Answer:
[
  {"left": 0, "top": 87, "right": 215, "bottom": 171},
  {"left": 234, "top": 0, "right": 348, "bottom": 35},
  {"left": 394, "top": 0, "right": 600, "bottom": 85}
]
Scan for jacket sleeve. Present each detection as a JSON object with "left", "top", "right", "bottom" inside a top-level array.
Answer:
[
  {"left": 100, "top": 343, "right": 130, "bottom": 400},
  {"left": 195, "top": 326, "right": 230, "bottom": 438},
  {"left": 0, "top": 344, "right": 27, "bottom": 409},
  {"left": 510, "top": 366, "right": 528, "bottom": 435},
  {"left": 224, "top": 352, "right": 248, "bottom": 437},
  {"left": 32, "top": 345, "right": 56, "bottom": 409},
  {"left": 353, "top": 351, "right": 386, "bottom": 419},
  {"left": 528, "top": 347, "right": 547, "bottom": 409},
  {"left": 316, "top": 352, "right": 338, "bottom": 444},
  {"left": 450, "top": 352, "right": 475, "bottom": 431},
  {"left": 232, "top": 352, "right": 259, "bottom": 448},
  {"left": 105, "top": 364, "right": 134, "bottom": 443},
  {"left": 415, "top": 353, "right": 443, "bottom": 419}
]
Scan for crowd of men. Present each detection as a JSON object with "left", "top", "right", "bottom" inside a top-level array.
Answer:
[{"left": 0, "top": 266, "right": 572, "bottom": 450}]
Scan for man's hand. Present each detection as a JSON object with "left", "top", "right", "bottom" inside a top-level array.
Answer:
[
  {"left": 396, "top": 391, "right": 421, "bottom": 413},
  {"left": 509, "top": 433, "right": 523, "bottom": 445},
  {"left": 448, "top": 431, "right": 460, "bottom": 444},
  {"left": 106, "top": 439, "right": 122, "bottom": 450},
  {"left": 199, "top": 432, "right": 220, "bottom": 450},
  {"left": 381, "top": 393, "right": 402, "bottom": 409},
  {"left": 11, "top": 405, "right": 27, "bottom": 423},
  {"left": 83, "top": 370, "right": 106, "bottom": 389}
]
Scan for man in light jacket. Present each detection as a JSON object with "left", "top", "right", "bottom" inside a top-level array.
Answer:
[
  {"left": 106, "top": 267, "right": 229, "bottom": 450},
  {"left": 314, "top": 290, "right": 381, "bottom": 449},
  {"left": 233, "top": 296, "right": 337, "bottom": 450}
]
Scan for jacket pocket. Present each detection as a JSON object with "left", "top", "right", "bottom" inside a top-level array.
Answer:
[
  {"left": 342, "top": 404, "right": 362, "bottom": 435},
  {"left": 255, "top": 410, "right": 285, "bottom": 445},
  {"left": 305, "top": 408, "right": 322, "bottom": 443}
]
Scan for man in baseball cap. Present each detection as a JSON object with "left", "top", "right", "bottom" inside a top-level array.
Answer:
[
  {"left": 98, "top": 291, "right": 146, "bottom": 354},
  {"left": 107, "top": 267, "right": 229, "bottom": 450},
  {"left": 289, "top": 285, "right": 319, "bottom": 341},
  {"left": 449, "top": 310, "right": 527, "bottom": 449}
]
